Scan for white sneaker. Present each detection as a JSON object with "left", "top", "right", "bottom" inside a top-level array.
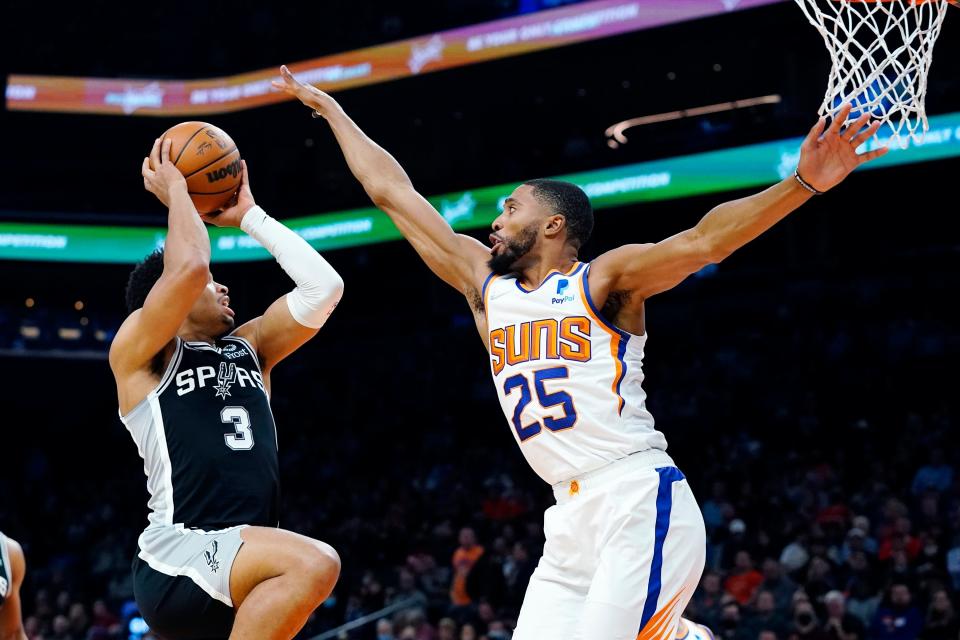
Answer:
[{"left": 678, "top": 618, "right": 715, "bottom": 640}]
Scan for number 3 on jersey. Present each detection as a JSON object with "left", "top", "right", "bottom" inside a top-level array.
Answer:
[
  {"left": 503, "top": 366, "right": 577, "bottom": 442},
  {"left": 221, "top": 406, "right": 254, "bottom": 450}
]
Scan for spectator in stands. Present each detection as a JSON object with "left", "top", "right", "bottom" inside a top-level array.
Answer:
[
  {"left": 741, "top": 589, "right": 788, "bottom": 639},
  {"left": 912, "top": 450, "right": 954, "bottom": 496},
  {"left": 501, "top": 541, "right": 534, "bottom": 604},
  {"left": 485, "top": 619, "right": 510, "bottom": 640},
  {"left": 921, "top": 589, "right": 958, "bottom": 639},
  {"left": 821, "top": 590, "right": 865, "bottom": 640},
  {"left": 703, "top": 482, "right": 733, "bottom": 534},
  {"left": 780, "top": 535, "right": 811, "bottom": 575},
  {"left": 389, "top": 568, "right": 428, "bottom": 609},
  {"left": 437, "top": 617, "right": 457, "bottom": 640},
  {"left": 726, "top": 551, "right": 764, "bottom": 605},
  {"left": 377, "top": 617, "right": 396, "bottom": 640},
  {"left": 870, "top": 583, "right": 923, "bottom": 640},
  {"left": 759, "top": 559, "right": 797, "bottom": 612},
  {"left": 802, "top": 557, "right": 837, "bottom": 603},
  {"left": 688, "top": 571, "right": 725, "bottom": 630},
  {"left": 849, "top": 517, "right": 878, "bottom": 555},
  {"left": 790, "top": 597, "right": 822, "bottom": 640},
  {"left": 450, "top": 528, "right": 484, "bottom": 610},
  {"left": 721, "top": 519, "right": 753, "bottom": 570},
  {"left": 717, "top": 601, "right": 746, "bottom": 640},
  {"left": 879, "top": 517, "right": 922, "bottom": 562}
]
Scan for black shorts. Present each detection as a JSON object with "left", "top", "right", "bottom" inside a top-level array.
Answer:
[{"left": 132, "top": 555, "right": 235, "bottom": 639}]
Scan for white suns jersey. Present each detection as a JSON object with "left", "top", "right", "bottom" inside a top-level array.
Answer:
[{"left": 483, "top": 261, "right": 667, "bottom": 485}]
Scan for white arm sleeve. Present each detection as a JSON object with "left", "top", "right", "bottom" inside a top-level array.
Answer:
[{"left": 240, "top": 205, "right": 344, "bottom": 329}]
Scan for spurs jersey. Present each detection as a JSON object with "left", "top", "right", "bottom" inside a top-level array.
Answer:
[
  {"left": 120, "top": 335, "right": 280, "bottom": 531},
  {"left": 0, "top": 531, "right": 10, "bottom": 606},
  {"left": 483, "top": 262, "right": 666, "bottom": 485}
]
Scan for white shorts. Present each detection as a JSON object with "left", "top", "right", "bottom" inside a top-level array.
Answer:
[{"left": 514, "top": 449, "right": 706, "bottom": 640}]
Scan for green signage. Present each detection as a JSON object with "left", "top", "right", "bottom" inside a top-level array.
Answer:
[{"left": 3, "top": 112, "right": 958, "bottom": 263}]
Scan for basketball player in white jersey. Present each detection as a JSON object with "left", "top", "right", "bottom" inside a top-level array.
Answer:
[
  {"left": 111, "top": 137, "right": 343, "bottom": 639},
  {"left": 0, "top": 532, "right": 27, "bottom": 640},
  {"left": 275, "top": 66, "right": 887, "bottom": 639}
]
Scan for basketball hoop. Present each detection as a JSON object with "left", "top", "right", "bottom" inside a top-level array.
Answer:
[{"left": 795, "top": 0, "right": 957, "bottom": 148}]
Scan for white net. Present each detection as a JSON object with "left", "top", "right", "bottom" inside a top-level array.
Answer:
[{"left": 795, "top": 0, "right": 952, "bottom": 147}]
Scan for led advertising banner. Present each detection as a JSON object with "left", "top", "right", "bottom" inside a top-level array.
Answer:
[
  {"left": 2, "top": 112, "right": 957, "bottom": 263},
  {"left": 5, "top": 0, "right": 785, "bottom": 117}
]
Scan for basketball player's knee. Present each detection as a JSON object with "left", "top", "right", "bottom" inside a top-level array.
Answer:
[{"left": 299, "top": 541, "right": 340, "bottom": 600}]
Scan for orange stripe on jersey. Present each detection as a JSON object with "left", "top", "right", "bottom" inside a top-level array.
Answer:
[
  {"left": 482, "top": 274, "right": 501, "bottom": 349},
  {"left": 578, "top": 274, "right": 627, "bottom": 415},
  {"left": 610, "top": 334, "right": 626, "bottom": 414},
  {"left": 637, "top": 589, "right": 685, "bottom": 640}
]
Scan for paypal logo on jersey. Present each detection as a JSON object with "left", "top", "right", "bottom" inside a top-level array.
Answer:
[{"left": 552, "top": 279, "right": 574, "bottom": 305}]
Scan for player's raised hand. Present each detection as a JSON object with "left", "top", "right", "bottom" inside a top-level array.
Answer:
[
  {"left": 271, "top": 65, "right": 336, "bottom": 115},
  {"left": 796, "top": 103, "right": 890, "bottom": 193},
  {"left": 141, "top": 138, "right": 188, "bottom": 207},
  {"left": 203, "top": 160, "right": 256, "bottom": 227}
]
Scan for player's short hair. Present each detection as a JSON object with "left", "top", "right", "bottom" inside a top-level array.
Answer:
[
  {"left": 523, "top": 179, "right": 594, "bottom": 248},
  {"left": 125, "top": 249, "right": 165, "bottom": 314}
]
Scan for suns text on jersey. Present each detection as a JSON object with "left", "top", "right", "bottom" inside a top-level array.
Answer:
[{"left": 489, "top": 316, "right": 592, "bottom": 376}]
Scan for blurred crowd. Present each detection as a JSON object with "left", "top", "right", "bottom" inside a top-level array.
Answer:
[{"left": 2, "top": 263, "right": 957, "bottom": 640}]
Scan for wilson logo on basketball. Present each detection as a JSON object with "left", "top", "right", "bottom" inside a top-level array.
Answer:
[{"left": 206, "top": 158, "right": 241, "bottom": 184}]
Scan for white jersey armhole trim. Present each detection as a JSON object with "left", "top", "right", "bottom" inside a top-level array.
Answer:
[
  {"left": 119, "top": 337, "right": 184, "bottom": 423},
  {"left": 148, "top": 393, "right": 175, "bottom": 525},
  {"left": 183, "top": 343, "right": 220, "bottom": 356},
  {"left": 0, "top": 531, "right": 11, "bottom": 588}
]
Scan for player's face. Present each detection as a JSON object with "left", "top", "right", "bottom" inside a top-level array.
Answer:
[
  {"left": 487, "top": 185, "right": 548, "bottom": 275},
  {"left": 189, "top": 272, "right": 235, "bottom": 335}
]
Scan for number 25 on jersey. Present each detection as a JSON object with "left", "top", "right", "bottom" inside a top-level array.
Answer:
[{"left": 503, "top": 367, "right": 578, "bottom": 442}]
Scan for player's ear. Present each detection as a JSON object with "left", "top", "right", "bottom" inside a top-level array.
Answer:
[{"left": 544, "top": 214, "right": 566, "bottom": 238}]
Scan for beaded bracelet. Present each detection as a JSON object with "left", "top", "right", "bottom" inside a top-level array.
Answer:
[{"left": 794, "top": 170, "right": 825, "bottom": 195}]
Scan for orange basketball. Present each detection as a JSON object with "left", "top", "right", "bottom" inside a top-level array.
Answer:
[{"left": 157, "top": 122, "right": 241, "bottom": 214}]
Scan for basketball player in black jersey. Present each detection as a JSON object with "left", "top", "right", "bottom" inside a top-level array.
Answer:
[
  {"left": 0, "top": 532, "right": 27, "bottom": 640},
  {"left": 110, "top": 137, "right": 344, "bottom": 640}
]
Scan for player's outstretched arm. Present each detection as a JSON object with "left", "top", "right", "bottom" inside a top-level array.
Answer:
[
  {"left": 272, "top": 65, "right": 490, "bottom": 295},
  {"left": 591, "top": 105, "right": 888, "bottom": 300},
  {"left": 0, "top": 537, "right": 28, "bottom": 640},
  {"left": 207, "top": 161, "right": 343, "bottom": 377},
  {"left": 110, "top": 138, "right": 212, "bottom": 375}
]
